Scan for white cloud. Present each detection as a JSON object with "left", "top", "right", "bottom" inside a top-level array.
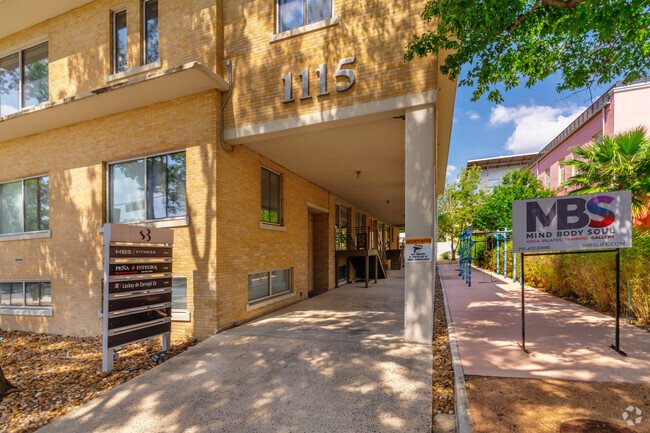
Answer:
[
  {"left": 489, "top": 104, "right": 585, "bottom": 153},
  {"left": 467, "top": 110, "right": 480, "bottom": 121},
  {"left": 1, "top": 105, "right": 18, "bottom": 116},
  {"left": 446, "top": 165, "right": 457, "bottom": 177}
]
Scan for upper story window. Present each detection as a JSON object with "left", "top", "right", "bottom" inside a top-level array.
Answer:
[
  {"left": 278, "top": 0, "right": 332, "bottom": 33},
  {"left": 143, "top": 0, "right": 159, "bottom": 64},
  {"left": 113, "top": 10, "right": 128, "bottom": 73},
  {"left": 0, "top": 175, "right": 49, "bottom": 236},
  {"left": 0, "top": 42, "right": 49, "bottom": 117},
  {"left": 108, "top": 151, "right": 186, "bottom": 223},
  {"left": 261, "top": 168, "right": 282, "bottom": 224},
  {"left": 545, "top": 169, "right": 551, "bottom": 188}
]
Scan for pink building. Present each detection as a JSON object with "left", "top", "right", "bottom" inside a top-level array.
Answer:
[{"left": 530, "top": 78, "right": 650, "bottom": 193}]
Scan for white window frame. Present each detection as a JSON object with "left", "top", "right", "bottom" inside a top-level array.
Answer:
[
  {"left": 171, "top": 276, "right": 190, "bottom": 322},
  {"left": 260, "top": 166, "right": 283, "bottom": 226},
  {"left": 142, "top": 0, "right": 159, "bottom": 65},
  {"left": 0, "top": 174, "right": 50, "bottom": 237},
  {"left": 275, "top": 0, "right": 336, "bottom": 34},
  {"left": 106, "top": 149, "right": 187, "bottom": 225},
  {"left": 247, "top": 268, "right": 292, "bottom": 303},
  {"left": 113, "top": 9, "right": 127, "bottom": 74},
  {"left": 0, "top": 280, "right": 52, "bottom": 316},
  {"left": 0, "top": 39, "right": 49, "bottom": 114}
]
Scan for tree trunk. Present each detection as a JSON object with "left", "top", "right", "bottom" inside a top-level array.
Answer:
[{"left": 0, "top": 366, "right": 15, "bottom": 401}]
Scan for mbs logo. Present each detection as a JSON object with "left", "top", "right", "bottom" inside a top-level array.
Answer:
[
  {"left": 527, "top": 196, "right": 616, "bottom": 231},
  {"left": 140, "top": 229, "right": 152, "bottom": 242}
]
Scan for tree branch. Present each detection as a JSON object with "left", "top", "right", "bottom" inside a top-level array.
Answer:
[
  {"left": 541, "top": 0, "right": 590, "bottom": 9},
  {"left": 508, "top": 0, "right": 542, "bottom": 34}
]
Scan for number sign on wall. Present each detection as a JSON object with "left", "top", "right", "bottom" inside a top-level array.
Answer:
[{"left": 282, "top": 57, "right": 356, "bottom": 103}]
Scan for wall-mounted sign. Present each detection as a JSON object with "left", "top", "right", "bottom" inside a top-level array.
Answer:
[
  {"left": 512, "top": 191, "right": 633, "bottom": 253},
  {"left": 282, "top": 56, "right": 356, "bottom": 103},
  {"left": 405, "top": 237, "right": 433, "bottom": 263},
  {"left": 102, "top": 223, "right": 174, "bottom": 373}
]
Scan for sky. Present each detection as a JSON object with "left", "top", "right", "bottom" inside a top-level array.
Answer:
[{"left": 445, "top": 75, "right": 614, "bottom": 181}]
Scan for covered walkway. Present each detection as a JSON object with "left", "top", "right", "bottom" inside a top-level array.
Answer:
[
  {"left": 39, "top": 270, "right": 433, "bottom": 433},
  {"left": 440, "top": 264, "right": 650, "bottom": 383}
]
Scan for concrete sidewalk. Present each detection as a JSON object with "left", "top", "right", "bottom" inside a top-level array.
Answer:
[
  {"left": 440, "top": 264, "right": 650, "bottom": 383},
  {"left": 39, "top": 270, "right": 433, "bottom": 433}
]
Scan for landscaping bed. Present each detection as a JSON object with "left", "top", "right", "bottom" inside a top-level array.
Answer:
[
  {"left": 433, "top": 271, "right": 455, "bottom": 422},
  {"left": 0, "top": 330, "right": 195, "bottom": 433}
]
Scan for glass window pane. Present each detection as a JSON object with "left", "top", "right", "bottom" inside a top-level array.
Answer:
[
  {"left": 0, "top": 53, "right": 20, "bottom": 116},
  {"left": 24, "top": 179, "right": 39, "bottom": 232},
  {"left": 279, "top": 0, "right": 304, "bottom": 32},
  {"left": 172, "top": 278, "right": 187, "bottom": 310},
  {"left": 0, "top": 283, "right": 11, "bottom": 306},
  {"left": 147, "top": 155, "right": 167, "bottom": 220},
  {"left": 145, "top": 0, "right": 159, "bottom": 64},
  {"left": 39, "top": 177, "right": 49, "bottom": 230},
  {"left": 25, "top": 282, "right": 40, "bottom": 306},
  {"left": 248, "top": 272, "right": 269, "bottom": 301},
  {"left": 306, "top": 0, "right": 331, "bottom": 24},
  {"left": 40, "top": 282, "right": 51, "bottom": 306},
  {"left": 22, "top": 43, "right": 49, "bottom": 108},
  {"left": 269, "top": 171, "right": 280, "bottom": 224},
  {"left": 0, "top": 181, "right": 24, "bottom": 234},
  {"left": 271, "top": 269, "right": 290, "bottom": 295},
  {"left": 110, "top": 159, "right": 145, "bottom": 223},
  {"left": 10, "top": 282, "right": 23, "bottom": 306},
  {"left": 166, "top": 152, "right": 186, "bottom": 218},
  {"left": 114, "top": 10, "right": 127, "bottom": 73},
  {"left": 261, "top": 169, "right": 270, "bottom": 222}
]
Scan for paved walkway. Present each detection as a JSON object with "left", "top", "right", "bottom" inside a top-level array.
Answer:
[
  {"left": 39, "top": 270, "right": 433, "bottom": 433},
  {"left": 440, "top": 264, "right": 650, "bottom": 383}
]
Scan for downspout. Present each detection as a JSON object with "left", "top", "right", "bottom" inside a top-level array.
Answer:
[{"left": 221, "top": 59, "right": 234, "bottom": 153}]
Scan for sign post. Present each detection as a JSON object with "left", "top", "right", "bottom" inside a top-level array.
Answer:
[
  {"left": 102, "top": 224, "right": 174, "bottom": 373},
  {"left": 512, "top": 191, "right": 633, "bottom": 356}
]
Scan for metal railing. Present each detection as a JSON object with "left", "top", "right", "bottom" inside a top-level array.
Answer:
[{"left": 335, "top": 226, "right": 380, "bottom": 251}]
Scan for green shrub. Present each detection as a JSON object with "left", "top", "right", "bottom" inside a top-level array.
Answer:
[{"left": 441, "top": 252, "right": 450, "bottom": 260}]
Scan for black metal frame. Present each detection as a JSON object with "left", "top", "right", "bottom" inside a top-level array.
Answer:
[{"left": 519, "top": 248, "right": 626, "bottom": 357}]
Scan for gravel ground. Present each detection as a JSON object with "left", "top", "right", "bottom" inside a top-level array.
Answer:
[
  {"left": 433, "top": 271, "right": 455, "bottom": 420},
  {"left": 466, "top": 376, "right": 650, "bottom": 433},
  {"left": 0, "top": 330, "right": 195, "bottom": 433}
]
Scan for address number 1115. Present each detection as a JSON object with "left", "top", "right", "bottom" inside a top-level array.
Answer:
[{"left": 282, "top": 56, "right": 356, "bottom": 103}]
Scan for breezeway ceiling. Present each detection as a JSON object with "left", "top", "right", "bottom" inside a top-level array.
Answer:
[
  {"left": 0, "top": 0, "right": 94, "bottom": 40},
  {"left": 243, "top": 113, "right": 407, "bottom": 226}
]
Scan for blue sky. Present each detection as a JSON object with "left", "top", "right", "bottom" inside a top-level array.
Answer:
[{"left": 445, "top": 75, "right": 614, "bottom": 181}]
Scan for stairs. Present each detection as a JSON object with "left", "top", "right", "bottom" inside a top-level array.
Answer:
[
  {"left": 349, "top": 255, "right": 387, "bottom": 281},
  {"left": 385, "top": 249, "right": 404, "bottom": 270}
]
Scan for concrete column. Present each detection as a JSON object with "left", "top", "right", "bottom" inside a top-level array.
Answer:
[{"left": 404, "top": 105, "right": 435, "bottom": 344}]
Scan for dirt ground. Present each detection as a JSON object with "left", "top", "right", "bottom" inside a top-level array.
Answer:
[
  {"left": 466, "top": 376, "right": 650, "bottom": 433},
  {"left": 433, "top": 272, "right": 455, "bottom": 418},
  {"left": 0, "top": 330, "right": 195, "bottom": 433}
]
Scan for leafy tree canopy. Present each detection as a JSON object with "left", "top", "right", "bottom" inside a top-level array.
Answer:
[
  {"left": 405, "top": 0, "right": 650, "bottom": 103},
  {"left": 562, "top": 126, "right": 650, "bottom": 217},
  {"left": 473, "top": 169, "right": 555, "bottom": 230}
]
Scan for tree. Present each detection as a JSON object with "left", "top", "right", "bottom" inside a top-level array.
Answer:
[
  {"left": 0, "top": 366, "right": 15, "bottom": 401},
  {"left": 473, "top": 169, "right": 555, "bottom": 230},
  {"left": 404, "top": 0, "right": 650, "bottom": 103},
  {"left": 561, "top": 127, "right": 650, "bottom": 217},
  {"left": 438, "top": 166, "right": 485, "bottom": 259}
]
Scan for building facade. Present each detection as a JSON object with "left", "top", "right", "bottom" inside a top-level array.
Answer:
[
  {"left": 466, "top": 153, "right": 537, "bottom": 190},
  {"left": 0, "top": 0, "right": 455, "bottom": 343}
]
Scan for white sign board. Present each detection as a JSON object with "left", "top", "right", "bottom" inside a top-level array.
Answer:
[
  {"left": 512, "top": 191, "right": 633, "bottom": 253},
  {"left": 405, "top": 238, "right": 433, "bottom": 262}
]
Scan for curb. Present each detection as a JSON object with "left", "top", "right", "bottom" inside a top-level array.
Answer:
[{"left": 439, "top": 265, "right": 474, "bottom": 433}]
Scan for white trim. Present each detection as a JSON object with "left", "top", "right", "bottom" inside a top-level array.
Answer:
[
  {"left": 0, "top": 230, "right": 51, "bottom": 242},
  {"left": 106, "top": 59, "right": 162, "bottom": 82},
  {"left": 246, "top": 291, "right": 295, "bottom": 312},
  {"left": 171, "top": 310, "right": 191, "bottom": 322},
  {"left": 0, "top": 306, "right": 52, "bottom": 317},
  {"left": 259, "top": 222, "right": 286, "bottom": 231},
  {"left": 270, "top": 14, "right": 339, "bottom": 43},
  {"left": 98, "top": 216, "right": 189, "bottom": 233},
  {"left": 224, "top": 90, "right": 437, "bottom": 144},
  {"left": 307, "top": 202, "right": 329, "bottom": 214}
]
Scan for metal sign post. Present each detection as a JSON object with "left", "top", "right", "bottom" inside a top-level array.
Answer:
[{"left": 102, "top": 224, "right": 174, "bottom": 373}]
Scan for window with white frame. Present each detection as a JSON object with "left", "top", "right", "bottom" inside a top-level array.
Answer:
[
  {"left": 545, "top": 169, "right": 551, "bottom": 188},
  {"left": 572, "top": 152, "right": 581, "bottom": 176},
  {"left": 143, "top": 0, "right": 159, "bottom": 64},
  {"left": 261, "top": 168, "right": 282, "bottom": 224},
  {"left": 113, "top": 10, "right": 128, "bottom": 73},
  {"left": 0, "top": 281, "right": 51, "bottom": 307},
  {"left": 0, "top": 175, "right": 49, "bottom": 235},
  {"left": 248, "top": 268, "right": 291, "bottom": 302},
  {"left": 172, "top": 277, "right": 187, "bottom": 311},
  {"left": 108, "top": 151, "right": 186, "bottom": 223},
  {"left": 0, "top": 42, "right": 49, "bottom": 116},
  {"left": 277, "top": 0, "right": 332, "bottom": 33}
]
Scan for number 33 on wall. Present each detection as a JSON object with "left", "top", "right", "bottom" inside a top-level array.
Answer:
[{"left": 282, "top": 57, "right": 356, "bottom": 103}]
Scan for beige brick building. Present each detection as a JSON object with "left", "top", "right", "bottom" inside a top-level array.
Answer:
[{"left": 0, "top": 0, "right": 455, "bottom": 343}]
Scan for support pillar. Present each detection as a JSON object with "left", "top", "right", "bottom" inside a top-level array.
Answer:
[{"left": 404, "top": 105, "right": 435, "bottom": 344}]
